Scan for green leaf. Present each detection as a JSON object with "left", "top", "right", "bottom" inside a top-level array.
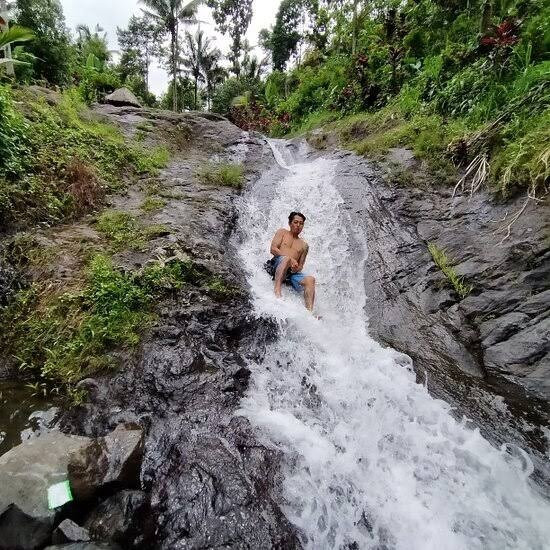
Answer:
[{"left": 0, "top": 25, "right": 34, "bottom": 49}]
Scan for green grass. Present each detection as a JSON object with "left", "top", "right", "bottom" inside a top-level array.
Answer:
[
  {"left": 0, "top": 86, "right": 170, "bottom": 230},
  {"left": 140, "top": 196, "right": 166, "bottom": 213},
  {"left": 198, "top": 162, "right": 244, "bottom": 189},
  {"left": 96, "top": 211, "right": 169, "bottom": 250},
  {"left": 0, "top": 255, "right": 201, "bottom": 393},
  {"left": 428, "top": 242, "right": 473, "bottom": 299}
]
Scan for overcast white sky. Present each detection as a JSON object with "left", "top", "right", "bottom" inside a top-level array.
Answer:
[{"left": 61, "top": 0, "right": 281, "bottom": 96}]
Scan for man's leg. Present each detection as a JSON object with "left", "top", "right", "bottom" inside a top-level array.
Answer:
[
  {"left": 274, "top": 256, "right": 291, "bottom": 297},
  {"left": 300, "top": 276, "right": 316, "bottom": 311}
]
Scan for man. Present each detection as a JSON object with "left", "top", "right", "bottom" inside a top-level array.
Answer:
[{"left": 268, "top": 211, "right": 316, "bottom": 311}]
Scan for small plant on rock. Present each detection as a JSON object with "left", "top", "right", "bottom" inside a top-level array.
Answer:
[
  {"left": 198, "top": 162, "right": 244, "bottom": 189},
  {"left": 428, "top": 242, "right": 473, "bottom": 299}
]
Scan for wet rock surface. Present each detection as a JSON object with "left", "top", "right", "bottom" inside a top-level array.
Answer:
[
  {"left": 51, "top": 520, "right": 91, "bottom": 544},
  {"left": 58, "top": 107, "right": 301, "bottom": 548},
  {"left": 328, "top": 148, "right": 550, "bottom": 489},
  {"left": 84, "top": 490, "right": 152, "bottom": 548},
  {"left": 0, "top": 504, "right": 53, "bottom": 550},
  {"left": 68, "top": 424, "right": 143, "bottom": 501}
]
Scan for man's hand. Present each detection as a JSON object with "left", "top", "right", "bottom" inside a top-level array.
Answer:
[{"left": 290, "top": 258, "right": 299, "bottom": 272}]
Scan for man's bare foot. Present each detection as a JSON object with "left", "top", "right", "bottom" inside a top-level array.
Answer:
[{"left": 274, "top": 287, "right": 282, "bottom": 298}]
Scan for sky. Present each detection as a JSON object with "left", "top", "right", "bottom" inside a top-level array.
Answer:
[{"left": 61, "top": 0, "right": 281, "bottom": 97}]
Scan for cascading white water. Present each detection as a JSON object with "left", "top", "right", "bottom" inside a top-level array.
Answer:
[{"left": 236, "top": 139, "right": 550, "bottom": 550}]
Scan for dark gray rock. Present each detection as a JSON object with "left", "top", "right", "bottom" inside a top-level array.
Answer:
[
  {"left": 84, "top": 490, "right": 152, "bottom": 549},
  {"left": 479, "top": 311, "right": 530, "bottom": 347},
  {"left": 45, "top": 544, "right": 121, "bottom": 550},
  {"left": 0, "top": 504, "right": 52, "bottom": 550},
  {"left": 68, "top": 424, "right": 143, "bottom": 501},
  {"left": 51, "top": 519, "right": 90, "bottom": 544},
  {"left": 59, "top": 109, "right": 300, "bottom": 548}
]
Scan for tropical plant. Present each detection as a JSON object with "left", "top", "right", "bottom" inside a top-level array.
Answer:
[
  {"left": 207, "top": 0, "right": 253, "bottom": 77},
  {"left": 0, "top": 24, "right": 33, "bottom": 71},
  {"left": 139, "top": 0, "right": 203, "bottom": 111},
  {"left": 181, "top": 29, "right": 212, "bottom": 109}
]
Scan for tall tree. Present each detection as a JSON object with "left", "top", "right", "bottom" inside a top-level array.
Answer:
[
  {"left": 14, "top": 0, "right": 72, "bottom": 85},
  {"left": 271, "top": 0, "right": 302, "bottom": 71},
  {"left": 182, "top": 29, "right": 209, "bottom": 109},
  {"left": 117, "top": 15, "right": 160, "bottom": 92},
  {"left": 206, "top": 0, "right": 253, "bottom": 77},
  {"left": 201, "top": 44, "right": 225, "bottom": 110},
  {"left": 140, "top": 0, "right": 202, "bottom": 111}
]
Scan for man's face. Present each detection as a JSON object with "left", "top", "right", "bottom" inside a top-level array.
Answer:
[{"left": 289, "top": 215, "right": 304, "bottom": 236}]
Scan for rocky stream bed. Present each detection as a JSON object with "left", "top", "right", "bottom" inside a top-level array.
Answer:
[{"left": 0, "top": 104, "right": 548, "bottom": 549}]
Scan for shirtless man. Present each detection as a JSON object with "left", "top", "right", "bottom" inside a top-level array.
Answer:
[{"left": 269, "top": 211, "right": 316, "bottom": 311}]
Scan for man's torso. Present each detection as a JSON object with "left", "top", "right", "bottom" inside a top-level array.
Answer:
[{"left": 278, "top": 229, "right": 306, "bottom": 262}]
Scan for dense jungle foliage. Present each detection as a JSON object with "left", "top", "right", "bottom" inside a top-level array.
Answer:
[{"left": 229, "top": 0, "right": 549, "bottom": 198}]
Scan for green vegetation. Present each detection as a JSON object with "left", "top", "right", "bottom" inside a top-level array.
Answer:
[
  {"left": 0, "top": 87, "right": 170, "bottom": 230},
  {"left": 225, "top": 1, "right": 549, "bottom": 199},
  {"left": 206, "top": 276, "right": 238, "bottom": 298},
  {"left": 140, "top": 196, "right": 167, "bottom": 213},
  {"left": 0, "top": 254, "right": 200, "bottom": 392},
  {"left": 428, "top": 243, "right": 473, "bottom": 299},
  {"left": 198, "top": 161, "right": 244, "bottom": 188},
  {"left": 96, "top": 211, "right": 169, "bottom": 250}
]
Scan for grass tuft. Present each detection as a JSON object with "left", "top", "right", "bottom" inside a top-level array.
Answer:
[
  {"left": 428, "top": 242, "right": 473, "bottom": 299},
  {"left": 0, "top": 255, "right": 203, "bottom": 394},
  {"left": 96, "top": 210, "right": 170, "bottom": 251},
  {"left": 198, "top": 162, "right": 244, "bottom": 189},
  {"left": 140, "top": 196, "right": 166, "bottom": 213}
]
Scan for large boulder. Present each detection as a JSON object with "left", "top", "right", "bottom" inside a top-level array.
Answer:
[
  {"left": 68, "top": 424, "right": 143, "bottom": 501},
  {"left": 104, "top": 88, "right": 141, "bottom": 108},
  {"left": 0, "top": 432, "right": 90, "bottom": 548},
  {"left": 0, "top": 431, "right": 90, "bottom": 520}
]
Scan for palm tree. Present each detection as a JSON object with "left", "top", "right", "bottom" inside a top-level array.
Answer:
[
  {"left": 140, "top": 0, "right": 202, "bottom": 111},
  {"left": 202, "top": 47, "right": 225, "bottom": 111},
  {"left": 182, "top": 29, "right": 215, "bottom": 110}
]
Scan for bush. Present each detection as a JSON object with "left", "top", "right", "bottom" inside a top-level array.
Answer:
[
  {"left": 211, "top": 78, "right": 248, "bottom": 115},
  {"left": 0, "top": 86, "right": 29, "bottom": 179},
  {"left": 78, "top": 66, "right": 121, "bottom": 105}
]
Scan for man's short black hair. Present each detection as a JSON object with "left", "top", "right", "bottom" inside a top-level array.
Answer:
[{"left": 288, "top": 211, "right": 306, "bottom": 224}]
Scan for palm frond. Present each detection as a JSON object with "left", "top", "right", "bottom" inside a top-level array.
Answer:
[
  {"left": 0, "top": 25, "right": 34, "bottom": 49},
  {"left": 180, "top": 0, "right": 204, "bottom": 18}
]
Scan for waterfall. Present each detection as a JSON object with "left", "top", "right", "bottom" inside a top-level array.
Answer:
[{"left": 235, "top": 139, "right": 550, "bottom": 550}]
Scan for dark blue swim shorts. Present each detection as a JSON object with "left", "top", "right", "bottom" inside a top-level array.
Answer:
[{"left": 271, "top": 255, "right": 306, "bottom": 291}]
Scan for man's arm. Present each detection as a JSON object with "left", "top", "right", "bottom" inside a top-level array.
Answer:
[
  {"left": 270, "top": 229, "right": 285, "bottom": 256},
  {"left": 297, "top": 242, "right": 309, "bottom": 271}
]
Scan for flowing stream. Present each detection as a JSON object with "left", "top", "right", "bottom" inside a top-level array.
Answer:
[{"left": 235, "top": 139, "right": 550, "bottom": 550}]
